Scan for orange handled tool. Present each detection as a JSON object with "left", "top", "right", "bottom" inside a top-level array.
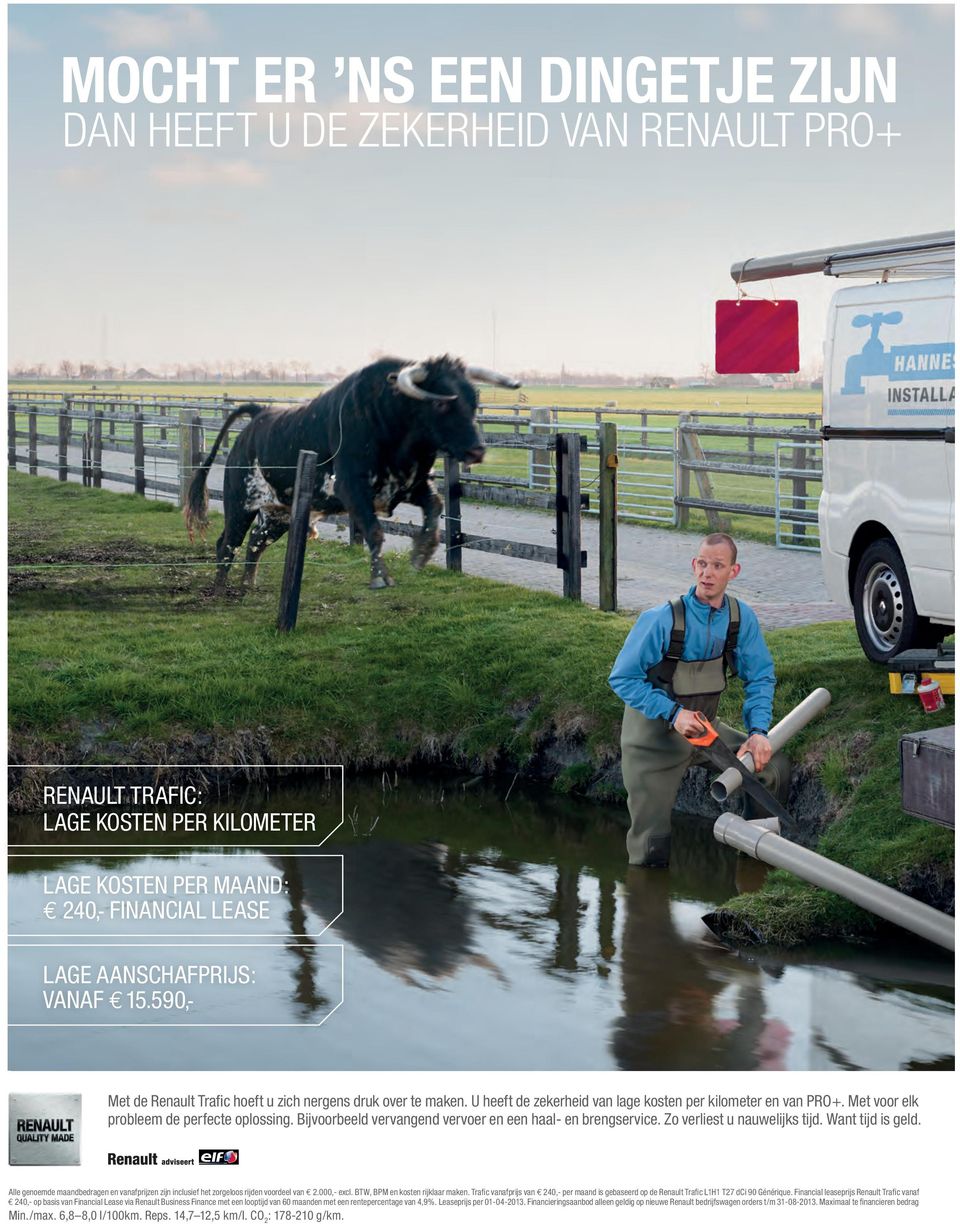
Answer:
[
  {"left": 680, "top": 713, "right": 791, "bottom": 824},
  {"left": 684, "top": 712, "right": 720, "bottom": 748}
]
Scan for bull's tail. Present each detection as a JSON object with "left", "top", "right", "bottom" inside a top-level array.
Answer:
[{"left": 184, "top": 402, "right": 265, "bottom": 540}]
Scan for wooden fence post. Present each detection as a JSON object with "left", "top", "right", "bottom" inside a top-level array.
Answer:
[
  {"left": 443, "top": 456, "right": 462, "bottom": 572},
  {"left": 556, "top": 433, "right": 583, "bottom": 602},
  {"left": 277, "top": 449, "right": 318, "bottom": 633},
  {"left": 640, "top": 410, "right": 648, "bottom": 450},
  {"left": 28, "top": 406, "right": 38, "bottom": 476},
  {"left": 677, "top": 418, "right": 729, "bottom": 533},
  {"left": 81, "top": 434, "right": 90, "bottom": 486},
  {"left": 92, "top": 408, "right": 103, "bottom": 487},
  {"left": 598, "top": 422, "right": 618, "bottom": 612},
  {"left": 59, "top": 395, "right": 71, "bottom": 481},
  {"left": 133, "top": 408, "right": 146, "bottom": 496},
  {"left": 8, "top": 397, "right": 16, "bottom": 470},
  {"left": 178, "top": 409, "right": 204, "bottom": 507},
  {"left": 676, "top": 415, "right": 690, "bottom": 528},
  {"left": 530, "top": 405, "right": 551, "bottom": 487},
  {"left": 85, "top": 407, "right": 95, "bottom": 486}
]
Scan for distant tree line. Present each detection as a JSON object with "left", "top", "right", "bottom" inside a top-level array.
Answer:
[
  {"left": 8, "top": 358, "right": 340, "bottom": 383},
  {"left": 9, "top": 356, "right": 822, "bottom": 388}
]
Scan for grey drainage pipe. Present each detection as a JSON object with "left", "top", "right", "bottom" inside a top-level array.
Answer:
[
  {"left": 714, "top": 812, "right": 955, "bottom": 953},
  {"left": 710, "top": 687, "right": 832, "bottom": 805}
]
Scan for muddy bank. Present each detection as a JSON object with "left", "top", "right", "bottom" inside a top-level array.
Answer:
[{"left": 9, "top": 711, "right": 836, "bottom": 836}]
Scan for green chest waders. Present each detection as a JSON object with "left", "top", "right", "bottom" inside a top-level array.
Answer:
[{"left": 621, "top": 597, "right": 742, "bottom": 866}]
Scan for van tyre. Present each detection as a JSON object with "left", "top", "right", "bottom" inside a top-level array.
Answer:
[{"left": 852, "top": 539, "right": 940, "bottom": 663}]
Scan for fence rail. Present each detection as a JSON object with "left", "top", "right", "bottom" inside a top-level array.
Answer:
[{"left": 8, "top": 391, "right": 824, "bottom": 551}]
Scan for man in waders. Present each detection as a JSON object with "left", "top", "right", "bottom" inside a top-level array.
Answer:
[{"left": 609, "top": 532, "right": 789, "bottom": 867}]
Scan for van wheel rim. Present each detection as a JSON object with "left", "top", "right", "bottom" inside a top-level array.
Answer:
[{"left": 863, "top": 562, "right": 904, "bottom": 652}]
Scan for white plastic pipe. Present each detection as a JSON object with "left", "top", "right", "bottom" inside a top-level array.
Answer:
[
  {"left": 710, "top": 687, "right": 832, "bottom": 804},
  {"left": 714, "top": 812, "right": 955, "bottom": 952}
]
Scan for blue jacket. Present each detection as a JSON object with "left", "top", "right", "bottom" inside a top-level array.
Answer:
[{"left": 609, "top": 586, "right": 775, "bottom": 732}]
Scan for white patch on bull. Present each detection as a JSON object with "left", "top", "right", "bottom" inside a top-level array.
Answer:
[
  {"left": 373, "top": 476, "right": 400, "bottom": 513},
  {"left": 244, "top": 460, "right": 286, "bottom": 515},
  {"left": 371, "top": 466, "right": 418, "bottom": 514},
  {"left": 322, "top": 472, "right": 336, "bottom": 497}
]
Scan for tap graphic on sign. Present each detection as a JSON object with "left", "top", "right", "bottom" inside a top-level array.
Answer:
[
  {"left": 842, "top": 311, "right": 903, "bottom": 394},
  {"left": 842, "top": 310, "right": 955, "bottom": 395}
]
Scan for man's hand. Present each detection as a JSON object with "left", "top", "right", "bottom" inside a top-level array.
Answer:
[
  {"left": 739, "top": 733, "right": 772, "bottom": 771},
  {"left": 673, "top": 709, "right": 707, "bottom": 739}
]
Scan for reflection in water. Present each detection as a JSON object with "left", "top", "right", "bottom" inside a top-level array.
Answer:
[
  {"left": 613, "top": 869, "right": 788, "bottom": 1071},
  {"left": 276, "top": 843, "right": 502, "bottom": 989},
  {"left": 277, "top": 853, "right": 329, "bottom": 1016},
  {"left": 7, "top": 775, "right": 955, "bottom": 1071}
]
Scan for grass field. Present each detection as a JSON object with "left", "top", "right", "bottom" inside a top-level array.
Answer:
[
  {"left": 8, "top": 474, "right": 952, "bottom": 947},
  {"left": 10, "top": 378, "right": 823, "bottom": 417}
]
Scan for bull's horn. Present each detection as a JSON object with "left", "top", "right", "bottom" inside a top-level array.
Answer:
[
  {"left": 466, "top": 365, "right": 521, "bottom": 389},
  {"left": 395, "top": 363, "right": 456, "bottom": 402}
]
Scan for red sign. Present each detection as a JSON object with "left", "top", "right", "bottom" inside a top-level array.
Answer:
[{"left": 715, "top": 299, "right": 799, "bottom": 374}]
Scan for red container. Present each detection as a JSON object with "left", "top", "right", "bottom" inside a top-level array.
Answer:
[{"left": 918, "top": 678, "right": 946, "bottom": 714}]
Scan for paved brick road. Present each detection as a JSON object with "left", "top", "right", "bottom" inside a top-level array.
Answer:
[{"left": 313, "top": 500, "right": 852, "bottom": 630}]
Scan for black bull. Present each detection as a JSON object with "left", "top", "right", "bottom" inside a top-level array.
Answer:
[{"left": 185, "top": 355, "right": 520, "bottom": 590}]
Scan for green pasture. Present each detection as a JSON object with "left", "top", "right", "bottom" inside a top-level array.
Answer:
[
  {"left": 10, "top": 378, "right": 822, "bottom": 416},
  {"left": 8, "top": 474, "right": 951, "bottom": 948}
]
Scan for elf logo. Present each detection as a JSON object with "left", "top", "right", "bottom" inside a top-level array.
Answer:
[{"left": 199, "top": 1150, "right": 239, "bottom": 1165}]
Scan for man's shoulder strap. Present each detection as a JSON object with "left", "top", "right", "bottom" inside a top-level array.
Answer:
[
  {"left": 724, "top": 596, "right": 741, "bottom": 672},
  {"left": 665, "top": 598, "right": 686, "bottom": 660}
]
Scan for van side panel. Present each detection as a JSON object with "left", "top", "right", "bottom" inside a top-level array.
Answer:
[{"left": 820, "top": 277, "right": 955, "bottom": 622}]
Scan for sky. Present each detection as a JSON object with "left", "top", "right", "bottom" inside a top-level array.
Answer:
[{"left": 6, "top": 2, "right": 955, "bottom": 376}]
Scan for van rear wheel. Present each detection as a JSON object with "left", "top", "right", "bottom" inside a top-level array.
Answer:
[{"left": 852, "top": 539, "right": 940, "bottom": 663}]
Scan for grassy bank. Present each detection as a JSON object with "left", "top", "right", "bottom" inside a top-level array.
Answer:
[{"left": 8, "top": 474, "right": 953, "bottom": 946}]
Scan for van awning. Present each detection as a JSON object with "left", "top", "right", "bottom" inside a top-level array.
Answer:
[{"left": 731, "top": 231, "right": 955, "bottom": 283}]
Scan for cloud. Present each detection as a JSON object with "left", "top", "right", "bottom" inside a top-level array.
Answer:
[
  {"left": 148, "top": 158, "right": 266, "bottom": 187},
  {"left": 89, "top": 6, "right": 214, "bottom": 50},
  {"left": 145, "top": 207, "right": 241, "bottom": 225},
  {"left": 833, "top": 4, "right": 904, "bottom": 40},
  {"left": 9, "top": 26, "right": 43, "bottom": 52},
  {"left": 58, "top": 166, "right": 108, "bottom": 188},
  {"left": 735, "top": 6, "right": 771, "bottom": 32}
]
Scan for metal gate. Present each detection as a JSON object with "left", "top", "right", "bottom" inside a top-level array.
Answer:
[
  {"left": 610, "top": 425, "right": 677, "bottom": 525},
  {"left": 774, "top": 440, "right": 822, "bottom": 550}
]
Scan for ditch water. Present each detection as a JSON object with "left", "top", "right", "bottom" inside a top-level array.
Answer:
[{"left": 8, "top": 774, "right": 954, "bottom": 1072}]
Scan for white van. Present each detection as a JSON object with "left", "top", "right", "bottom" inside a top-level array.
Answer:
[{"left": 732, "top": 233, "right": 955, "bottom": 662}]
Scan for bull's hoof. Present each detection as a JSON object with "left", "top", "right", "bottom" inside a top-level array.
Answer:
[
  {"left": 410, "top": 536, "right": 439, "bottom": 571},
  {"left": 369, "top": 573, "right": 395, "bottom": 590}
]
